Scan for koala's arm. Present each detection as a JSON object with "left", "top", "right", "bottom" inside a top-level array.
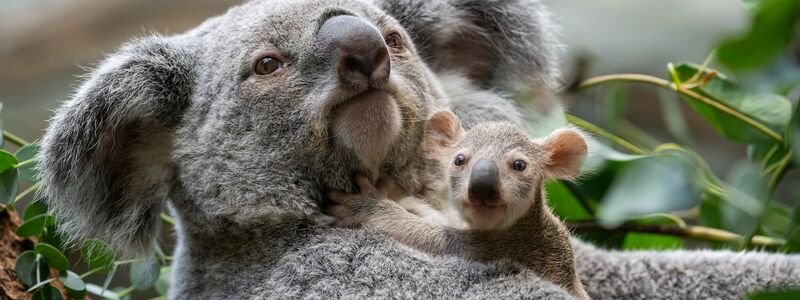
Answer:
[
  {"left": 572, "top": 238, "right": 800, "bottom": 299},
  {"left": 352, "top": 198, "right": 487, "bottom": 258}
]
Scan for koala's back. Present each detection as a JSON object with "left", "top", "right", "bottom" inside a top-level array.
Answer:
[{"left": 169, "top": 224, "right": 574, "bottom": 299}]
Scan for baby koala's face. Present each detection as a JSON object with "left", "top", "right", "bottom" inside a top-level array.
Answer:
[
  {"left": 423, "top": 111, "right": 588, "bottom": 231},
  {"left": 447, "top": 123, "right": 545, "bottom": 230}
]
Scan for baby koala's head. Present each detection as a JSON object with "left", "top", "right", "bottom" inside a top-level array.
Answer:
[{"left": 423, "top": 111, "right": 588, "bottom": 230}]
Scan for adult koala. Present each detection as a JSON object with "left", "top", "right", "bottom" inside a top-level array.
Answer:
[{"left": 39, "top": 0, "right": 799, "bottom": 299}]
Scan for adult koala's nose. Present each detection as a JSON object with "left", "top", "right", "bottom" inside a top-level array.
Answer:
[
  {"left": 468, "top": 159, "right": 501, "bottom": 205},
  {"left": 317, "top": 15, "right": 391, "bottom": 90}
]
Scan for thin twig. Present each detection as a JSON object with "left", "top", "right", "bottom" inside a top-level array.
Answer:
[
  {"left": 565, "top": 113, "right": 649, "bottom": 155},
  {"left": 577, "top": 74, "right": 784, "bottom": 143},
  {"left": 567, "top": 221, "right": 785, "bottom": 248},
  {"left": 3, "top": 130, "right": 29, "bottom": 147}
]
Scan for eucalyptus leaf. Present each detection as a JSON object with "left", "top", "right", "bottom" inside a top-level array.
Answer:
[
  {"left": 598, "top": 154, "right": 702, "bottom": 227},
  {"left": 15, "top": 214, "right": 55, "bottom": 238},
  {"left": 15, "top": 143, "right": 40, "bottom": 182},
  {"left": 130, "top": 256, "right": 161, "bottom": 290},
  {"left": 59, "top": 270, "right": 87, "bottom": 299},
  {"left": 622, "top": 215, "right": 684, "bottom": 250},
  {"left": 23, "top": 200, "right": 47, "bottom": 221},
  {"left": 546, "top": 181, "right": 592, "bottom": 221},
  {"left": 34, "top": 243, "right": 69, "bottom": 271},
  {"left": 748, "top": 289, "right": 800, "bottom": 299},
  {"left": 673, "top": 63, "right": 792, "bottom": 143},
  {"left": 31, "top": 284, "right": 63, "bottom": 300},
  {"left": 0, "top": 103, "right": 4, "bottom": 148},
  {"left": 718, "top": 0, "right": 799, "bottom": 71},
  {"left": 720, "top": 161, "right": 769, "bottom": 236},
  {"left": 81, "top": 239, "right": 117, "bottom": 272},
  {"left": 86, "top": 283, "right": 120, "bottom": 300},
  {"left": 0, "top": 150, "right": 18, "bottom": 204},
  {"left": 15, "top": 251, "right": 49, "bottom": 287},
  {"left": 154, "top": 267, "right": 172, "bottom": 296},
  {"left": 0, "top": 149, "right": 16, "bottom": 173}
]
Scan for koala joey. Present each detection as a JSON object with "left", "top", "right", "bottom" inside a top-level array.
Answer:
[{"left": 329, "top": 111, "right": 590, "bottom": 299}]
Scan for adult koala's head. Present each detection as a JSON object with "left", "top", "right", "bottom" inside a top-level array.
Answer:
[{"left": 39, "top": 0, "right": 559, "bottom": 256}]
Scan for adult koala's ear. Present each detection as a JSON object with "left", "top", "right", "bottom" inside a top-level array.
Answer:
[
  {"left": 40, "top": 35, "right": 194, "bottom": 257},
  {"left": 376, "top": 0, "right": 561, "bottom": 90}
]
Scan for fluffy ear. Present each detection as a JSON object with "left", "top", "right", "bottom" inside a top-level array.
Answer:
[
  {"left": 422, "top": 110, "right": 464, "bottom": 156},
  {"left": 539, "top": 128, "right": 588, "bottom": 180},
  {"left": 376, "top": 0, "right": 562, "bottom": 90},
  {"left": 39, "top": 35, "right": 194, "bottom": 257}
]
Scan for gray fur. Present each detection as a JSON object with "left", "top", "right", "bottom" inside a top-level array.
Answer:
[{"left": 38, "top": 0, "right": 798, "bottom": 299}]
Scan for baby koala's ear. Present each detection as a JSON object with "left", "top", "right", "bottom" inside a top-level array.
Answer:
[
  {"left": 423, "top": 110, "right": 465, "bottom": 156},
  {"left": 539, "top": 128, "right": 588, "bottom": 180}
]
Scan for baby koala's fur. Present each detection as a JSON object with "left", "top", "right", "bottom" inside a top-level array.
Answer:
[{"left": 329, "top": 111, "right": 589, "bottom": 299}]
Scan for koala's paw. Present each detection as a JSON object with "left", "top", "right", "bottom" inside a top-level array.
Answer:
[{"left": 327, "top": 175, "right": 391, "bottom": 228}]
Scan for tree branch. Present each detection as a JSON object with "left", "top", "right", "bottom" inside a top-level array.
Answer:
[{"left": 567, "top": 221, "right": 785, "bottom": 248}]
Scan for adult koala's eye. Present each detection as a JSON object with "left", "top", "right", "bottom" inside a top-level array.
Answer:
[
  {"left": 513, "top": 160, "right": 527, "bottom": 172},
  {"left": 254, "top": 56, "right": 284, "bottom": 76},
  {"left": 385, "top": 32, "right": 404, "bottom": 51},
  {"left": 454, "top": 154, "right": 466, "bottom": 167}
]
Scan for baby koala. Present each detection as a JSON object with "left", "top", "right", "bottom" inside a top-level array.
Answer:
[{"left": 329, "top": 111, "right": 589, "bottom": 299}]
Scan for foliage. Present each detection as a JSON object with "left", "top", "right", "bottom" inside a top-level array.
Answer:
[{"left": 0, "top": 0, "right": 798, "bottom": 298}]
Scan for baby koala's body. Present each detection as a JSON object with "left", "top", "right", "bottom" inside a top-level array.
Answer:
[{"left": 330, "top": 111, "right": 590, "bottom": 299}]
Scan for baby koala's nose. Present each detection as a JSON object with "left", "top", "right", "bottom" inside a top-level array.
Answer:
[
  {"left": 317, "top": 15, "right": 391, "bottom": 90},
  {"left": 468, "top": 159, "right": 501, "bottom": 205}
]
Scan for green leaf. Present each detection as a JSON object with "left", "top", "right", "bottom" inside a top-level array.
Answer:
[
  {"left": 0, "top": 150, "right": 17, "bottom": 173},
  {"left": 86, "top": 283, "right": 120, "bottom": 300},
  {"left": 546, "top": 181, "right": 592, "bottom": 221},
  {"left": 23, "top": 200, "right": 47, "bottom": 221},
  {"left": 0, "top": 150, "right": 18, "bottom": 205},
  {"left": 622, "top": 215, "right": 685, "bottom": 250},
  {"left": 748, "top": 289, "right": 800, "bottom": 299},
  {"left": 789, "top": 100, "right": 800, "bottom": 165},
  {"left": 81, "top": 239, "right": 117, "bottom": 272},
  {"left": 717, "top": 0, "right": 799, "bottom": 71},
  {"left": 130, "top": 256, "right": 160, "bottom": 290},
  {"left": 761, "top": 203, "right": 792, "bottom": 237},
  {"left": 59, "top": 270, "right": 87, "bottom": 299},
  {"left": 15, "top": 214, "right": 55, "bottom": 238},
  {"left": 674, "top": 63, "right": 792, "bottom": 143},
  {"left": 598, "top": 154, "right": 703, "bottom": 227},
  {"left": 720, "top": 161, "right": 769, "bottom": 236},
  {"left": 15, "top": 143, "right": 40, "bottom": 182},
  {"left": 154, "top": 267, "right": 172, "bottom": 296},
  {"left": 31, "top": 284, "right": 63, "bottom": 300},
  {"left": 0, "top": 103, "right": 4, "bottom": 148},
  {"left": 34, "top": 243, "right": 69, "bottom": 271},
  {"left": 784, "top": 204, "right": 800, "bottom": 253},
  {"left": 15, "top": 251, "right": 49, "bottom": 287}
]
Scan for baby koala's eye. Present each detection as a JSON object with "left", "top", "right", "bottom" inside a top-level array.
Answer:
[
  {"left": 254, "top": 56, "right": 284, "bottom": 76},
  {"left": 385, "top": 32, "right": 404, "bottom": 52},
  {"left": 454, "top": 154, "right": 466, "bottom": 166},
  {"left": 512, "top": 160, "right": 527, "bottom": 171}
]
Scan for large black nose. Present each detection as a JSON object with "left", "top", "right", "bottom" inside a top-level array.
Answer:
[
  {"left": 468, "top": 159, "right": 501, "bottom": 205},
  {"left": 317, "top": 15, "right": 390, "bottom": 90}
]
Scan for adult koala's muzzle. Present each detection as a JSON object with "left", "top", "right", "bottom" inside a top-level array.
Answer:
[{"left": 317, "top": 15, "right": 391, "bottom": 90}]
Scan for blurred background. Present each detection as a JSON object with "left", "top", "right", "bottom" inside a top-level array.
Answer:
[{"left": 0, "top": 0, "right": 750, "bottom": 172}]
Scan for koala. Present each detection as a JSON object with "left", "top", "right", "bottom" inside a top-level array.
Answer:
[
  {"left": 37, "top": 0, "right": 799, "bottom": 299},
  {"left": 329, "top": 111, "right": 590, "bottom": 299}
]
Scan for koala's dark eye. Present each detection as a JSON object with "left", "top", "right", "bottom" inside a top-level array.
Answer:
[
  {"left": 385, "top": 32, "right": 404, "bottom": 51},
  {"left": 254, "top": 56, "right": 284, "bottom": 76},
  {"left": 454, "top": 154, "right": 466, "bottom": 166},
  {"left": 512, "top": 160, "right": 527, "bottom": 171}
]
